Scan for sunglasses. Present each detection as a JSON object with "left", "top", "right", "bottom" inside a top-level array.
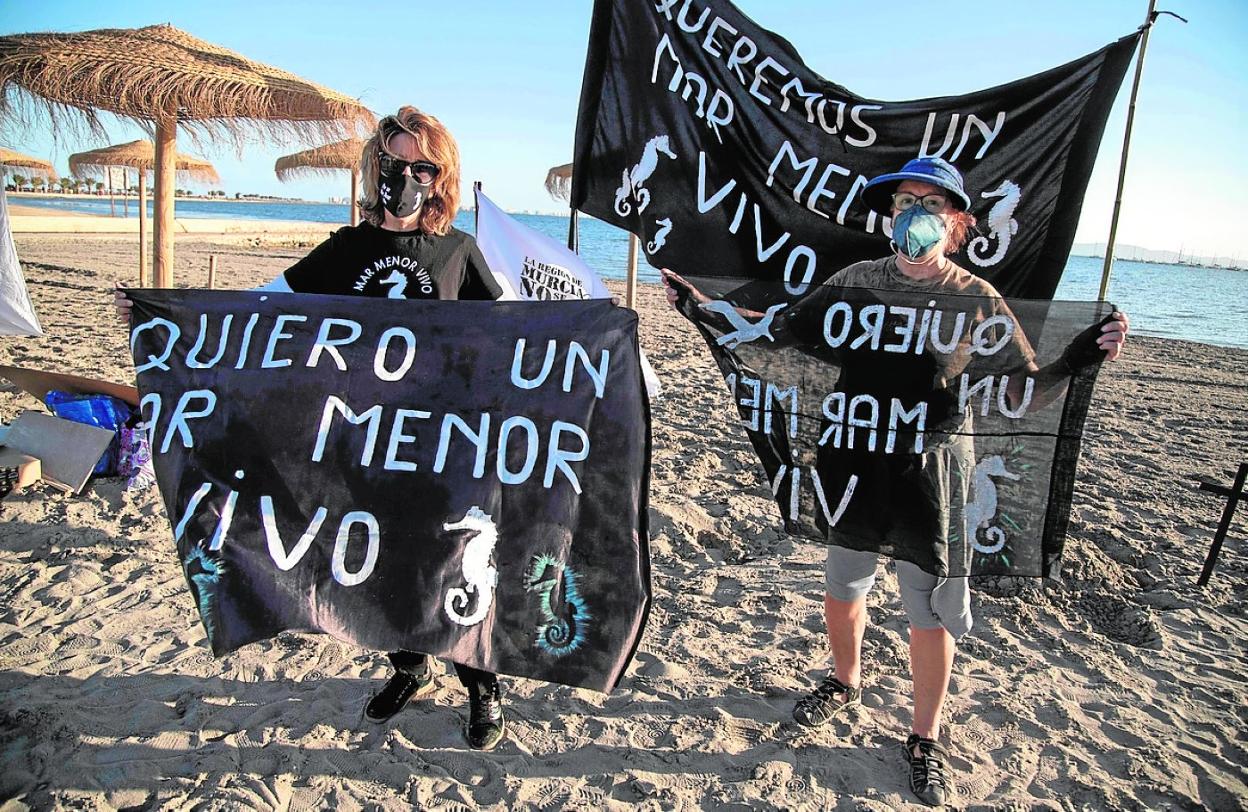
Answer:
[
  {"left": 891, "top": 191, "right": 949, "bottom": 214},
  {"left": 378, "top": 154, "right": 440, "bottom": 184}
]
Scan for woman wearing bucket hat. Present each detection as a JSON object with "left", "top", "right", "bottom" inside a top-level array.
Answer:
[{"left": 663, "top": 156, "right": 1129, "bottom": 807}]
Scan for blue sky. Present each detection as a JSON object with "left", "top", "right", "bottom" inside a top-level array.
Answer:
[{"left": 3, "top": 0, "right": 1244, "bottom": 259}]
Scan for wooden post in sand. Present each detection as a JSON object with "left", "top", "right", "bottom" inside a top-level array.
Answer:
[
  {"left": 138, "top": 168, "right": 148, "bottom": 287},
  {"left": 207, "top": 254, "right": 217, "bottom": 290},
  {"left": 153, "top": 112, "right": 177, "bottom": 289},
  {"left": 350, "top": 168, "right": 360, "bottom": 227},
  {"left": 626, "top": 234, "right": 639, "bottom": 310},
  {"left": 1098, "top": 0, "right": 1160, "bottom": 300}
]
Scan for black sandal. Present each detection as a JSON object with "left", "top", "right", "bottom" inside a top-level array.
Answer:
[
  {"left": 792, "top": 674, "right": 861, "bottom": 727},
  {"left": 904, "top": 733, "right": 951, "bottom": 807}
]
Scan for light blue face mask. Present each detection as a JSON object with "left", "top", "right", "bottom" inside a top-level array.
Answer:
[{"left": 891, "top": 205, "right": 946, "bottom": 260}]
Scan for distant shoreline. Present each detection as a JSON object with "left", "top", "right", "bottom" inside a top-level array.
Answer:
[
  {"left": 7, "top": 190, "right": 324, "bottom": 206},
  {"left": 1068, "top": 251, "right": 1246, "bottom": 272}
]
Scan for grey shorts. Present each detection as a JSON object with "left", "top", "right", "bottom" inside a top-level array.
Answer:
[{"left": 825, "top": 544, "right": 973, "bottom": 639}]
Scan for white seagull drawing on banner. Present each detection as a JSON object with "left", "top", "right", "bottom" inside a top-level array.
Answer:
[{"left": 700, "top": 301, "right": 787, "bottom": 349}]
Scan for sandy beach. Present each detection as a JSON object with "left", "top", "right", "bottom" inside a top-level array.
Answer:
[
  {"left": 6, "top": 200, "right": 337, "bottom": 238},
  {"left": 1, "top": 232, "right": 1246, "bottom": 810}
]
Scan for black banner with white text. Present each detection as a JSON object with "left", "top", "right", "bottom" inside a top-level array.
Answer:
[
  {"left": 128, "top": 290, "right": 652, "bottom": 693},
  {"left": 676, "top": 272, "right": 1112, "bottom": 578},
  {"left": 571, "top": 0, "right": 1139, "bottom": 300}
]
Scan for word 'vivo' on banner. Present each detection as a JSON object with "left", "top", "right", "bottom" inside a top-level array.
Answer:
[
  {"left": 571, "top": 0, "right": 1140, "bottom": 300},
  {"left": 679, "top": 273, "right": 1114, "bottom": 578},
  {"left": 128, "top": 290, "right": 652, "bottom": 693}
]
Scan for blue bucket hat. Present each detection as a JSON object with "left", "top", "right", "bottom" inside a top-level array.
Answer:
[{"left": 861, "top": 157, "right": 971, "bottom": 216}]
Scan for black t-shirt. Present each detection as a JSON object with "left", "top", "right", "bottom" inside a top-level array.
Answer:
[{"left": 283, "top": 223, "right": 502, "bottom": 301}]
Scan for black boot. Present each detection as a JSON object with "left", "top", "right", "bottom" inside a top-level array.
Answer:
[
  {"left": 465, "top": 677, "right": 506, "bottom": 750},
  {"left": 365, "top": 668, "right": 433, "bottom": 722}
]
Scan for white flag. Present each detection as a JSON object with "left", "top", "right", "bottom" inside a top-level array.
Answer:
[
  {"left": 0, "top": 188, "right": 43, "bottom": 336},
  {"left": 475, "top": 189, "right": 661, "bottom": 398}
]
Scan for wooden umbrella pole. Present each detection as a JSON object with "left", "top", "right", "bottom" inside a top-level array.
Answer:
[
  {"left": 626, "top": 234, "right": 639, "bottom": 310},
  {"left": 1098, "top": 0, "right": 1158, "bottom": 301},
  {"left": 350, "top": 169, "right": 360, "bottom": 226},
  {"left": 108, "top": 168, "right": 115, "bottom": 217},
  {"left": 138, "top": 167, "right": 148, "bottom": 287},
  {"left": 153, "top": 114, "right": 177, "bottom": 288}
]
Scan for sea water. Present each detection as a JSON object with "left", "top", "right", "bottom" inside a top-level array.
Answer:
[{"left": 14, "top": 195, "right": 1248, "bottom": 349}]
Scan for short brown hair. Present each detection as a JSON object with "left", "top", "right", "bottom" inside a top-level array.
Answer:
[
  {"left": 944, "top": 210, "right": 976, "bottom": 254},
  {"left": 358, "top": 106, "right": 460, "bottom": 235}
]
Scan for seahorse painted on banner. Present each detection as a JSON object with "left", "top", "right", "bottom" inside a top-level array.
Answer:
[
  {"left": 443, "top": 506, "right": 499, "bottom": 627},
  {"left": 968, "top": 180, "right": 1022, "bottom": 268},
  {"left": 614, "top": 135, "right": 677, "bottom": 216},
  {"left": 964, "top": 455, "right": 1022, "bottom": 554},
  {"left": 524, "top": 554, "right": 591, "bottom": 655},
  {"left": 183, "top": 545, "right": 223, "bottom": 644},
  {"left": 379, "top": 269, "right": 408, "bottom": 299},
  {"left": 647, "top": 217, "right": 673, "bottom": 254}
]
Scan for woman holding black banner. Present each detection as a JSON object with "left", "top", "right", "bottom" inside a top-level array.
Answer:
[
  {"left": 115, "top": 107, "right": 509, "bottom": 751},
  {"left": 663, "top": 157, "right": 1129, "bottom": 807}
]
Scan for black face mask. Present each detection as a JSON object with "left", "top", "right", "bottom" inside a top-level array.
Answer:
[{"left": 378, "top": 172, "right": 431, "bottom": 219}]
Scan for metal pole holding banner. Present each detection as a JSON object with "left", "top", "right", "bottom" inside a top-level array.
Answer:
[
  {"left": 473, "top": 180, "right": 481, "bottom": 234},
  {"left": 626, "top": 234, "right": 638, "bottom": 311},
  {"left": 1098, "top": 1, "right": 1186, "bottom": 300},
  {"left": 567, "top": 209, "right": 579, "bottom": 253}
]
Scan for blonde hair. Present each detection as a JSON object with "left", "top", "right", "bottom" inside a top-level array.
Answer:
[{"left": 358, "top": 106, "right": 460, "bottom": 235}]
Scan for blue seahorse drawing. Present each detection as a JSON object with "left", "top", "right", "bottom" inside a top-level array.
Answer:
[
  {"left": 524, "top": 554, "right": 591, "bottom": 655},
  {"left": 183, "top": 545, "right": 223, "bottom": 644}
]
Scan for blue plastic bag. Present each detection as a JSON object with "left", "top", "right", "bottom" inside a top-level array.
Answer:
[{"left": 43, "top": 391, "right": 134, "bottom": 476}]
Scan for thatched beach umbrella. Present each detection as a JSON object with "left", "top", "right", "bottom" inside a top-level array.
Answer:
[
  {"left": 0, "top": 147, "right": 57, "bottom": 187},
  {"left": 70, "top": 140, "right": 220, "bottom": 284},
  {"left": 0, "top": 23, "right": 374, "bottom": 287},
  {"left": 274, "top": 138, "right": 365, "bottom": 226}
]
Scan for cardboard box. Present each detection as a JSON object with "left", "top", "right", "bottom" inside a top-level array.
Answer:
[
  {"left": 0, "top": 364, "right": 139, "bottom": 407},
  {"left": 0, "top": 411, "right": 115, "bottom": 494},
  {"left": 0, "top": 365, "right": 139, "bottom": 498}
]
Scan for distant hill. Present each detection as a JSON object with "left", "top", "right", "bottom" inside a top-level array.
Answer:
[{"left": 1070, "top": 242, "right": 1246, "bottom": 271}]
